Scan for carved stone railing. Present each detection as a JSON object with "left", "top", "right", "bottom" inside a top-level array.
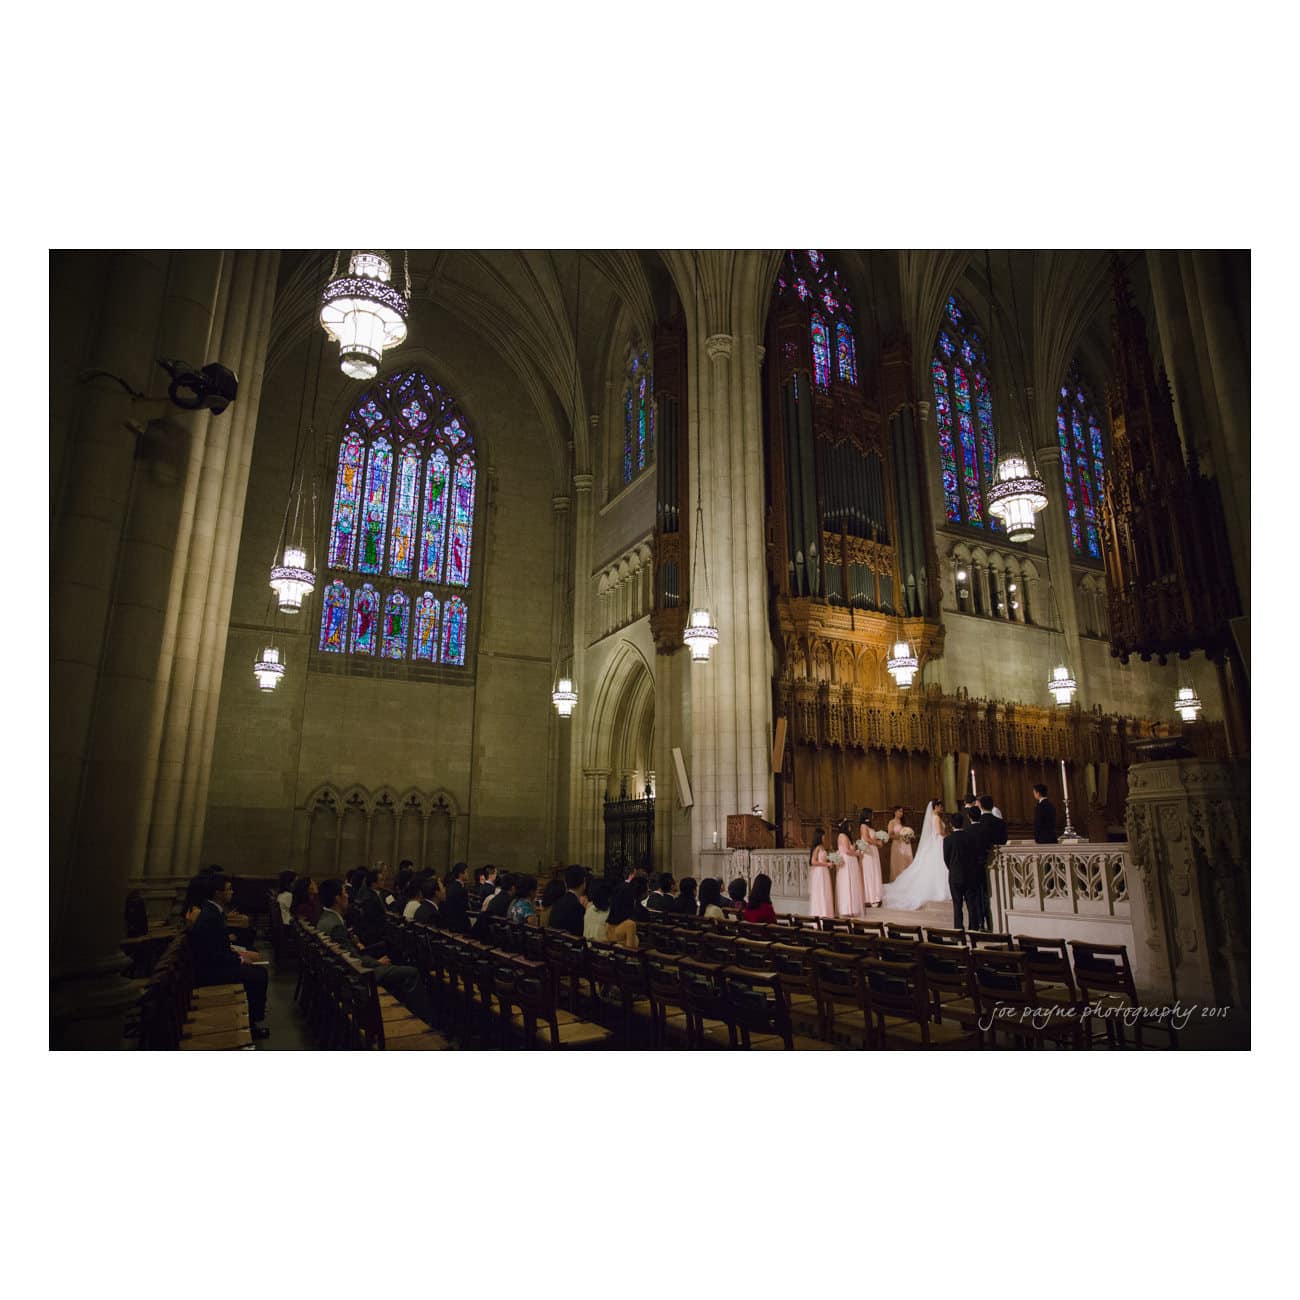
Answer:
[
  {"left": 990, "top": 841, "right": 1131, "bottom": 922},
  {"left": 697, "top": 849, "right": 810, "bottom": 902}
]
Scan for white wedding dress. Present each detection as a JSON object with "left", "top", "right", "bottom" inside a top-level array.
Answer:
[{"left": 881, "top": 802, "right": 950, "bottom": 910}]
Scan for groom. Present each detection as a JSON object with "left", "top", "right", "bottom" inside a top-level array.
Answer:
[{"left": 943, "top": 812, "right": 982, "bottom": 931}]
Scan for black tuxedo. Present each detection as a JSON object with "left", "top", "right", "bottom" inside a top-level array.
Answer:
[
  {"left": 1034, "top": 798, "right": 1059, "bottom": 844},
  {"left": 189, "top": 901, "right": 267, "bottom": 1022},
  {"left": 942, "top": 829, "right": 983, "bottom": 930},
  {"left": 547, "top": 890, "right": 586, "bottom": 936},
  {"left": 442, "top": 880, "right": 470, "bottom": 933},
  {"left": 967, "top": 814, "right": 1002, "bottom": 930}
]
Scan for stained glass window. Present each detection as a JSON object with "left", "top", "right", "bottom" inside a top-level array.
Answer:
[
  {"left": 381, "top": 590, "right": 409, "bottom": 659},
  {"left": 442, "top": 596, "right": 468, "bottom": 666},
  {"left": 836, "top": 322, "right": 858, "bottom": 385},
  {"left": 447, "top": 455, "right": 475, "bottom": 587},
  {"left": 321, "top": 370, "right": 479, "bottom": 668},
  {"left": 621, "top": 347, "right": 654, "bottom": 485},
  {"left": 319, "top": 580, "right": 350, "bottom": 653},
  {"left": 413, "top": 593, "right": 440, "bottom": 662},
  {"left": 931, "top": 295, "right": 1002, "bottom": 530},
  {"left": 1057, "top": 363, "right": 1106, "bottom": 559},
  {"left": 352, "top": 583, "right": 379, "bottom": 655},
  {"left": 811, "top": 314, "right": 831, "bottom": 389}
]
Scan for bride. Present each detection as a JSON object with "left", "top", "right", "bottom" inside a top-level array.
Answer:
[{"left": 881, "top": 800, "right": 950, "bottom": 911}]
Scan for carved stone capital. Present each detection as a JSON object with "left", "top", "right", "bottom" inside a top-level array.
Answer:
[
  {"left": 705, "top": 333, "right": 734, "bottom": 361},
  {"left": 552, "top": 495, "right": 571, "bottom": 513},
  {"left": 573, "top": 473, "right": 594, "bottom": 494}
]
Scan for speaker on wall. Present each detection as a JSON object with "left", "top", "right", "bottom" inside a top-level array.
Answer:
[
  {"left": 672, "top": 746, "right": 693, "bottom": 809},
  {"left": 771, "top": 717, "right": 788, "bottom": 774}
]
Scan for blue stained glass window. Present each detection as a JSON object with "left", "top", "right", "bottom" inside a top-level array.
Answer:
[
  {"left": 323, "top": 370, "right": 478, "bottom": 668},
  {"left": 932, "top": 297, "right": 1002, "bottom": 530},
  {"left": 811, "top": 314, "right": 831, "bottom": 389},
  {"left": 621, "top": 347, "right": 653, "bottom": 485},
  {"left": 836, "top": 322, "right": 858, "bottom": 385},
  {"left": 1057, "top": 361, "right": 1107, "bottom": 559},
  {"left": 442, "top": 596, "right": 468, "bottom": 666}
]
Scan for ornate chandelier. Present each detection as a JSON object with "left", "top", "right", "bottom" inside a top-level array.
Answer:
[
  {"left": 319, "top": 250, "right": 411, "bottom": 380},
  {"left": 684, "top": 608, "right": 720, "bottom": 662},
  {"left": 270, "top": 545, "right": 315, "bottom": 613},
  {"left": 1174, "top": 685, "right": 1203, "bottom": 723},
  {"left": 988, "top": 454, "right": 1048, "bottom": 543},
  {"left": 552, "top": 677, "right": 578, "bottom": 718},
  {"left": 886, "top": 637, "right": 919, "bottom": 689},
  {"left": 1048, "top": 662, "right": 1078, "bottom": 707},
  {"left": 253, "top": 645, "right": 285, "bottom": 692}
]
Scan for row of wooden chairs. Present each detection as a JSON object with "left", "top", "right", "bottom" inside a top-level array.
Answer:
[
  {"left": 130, "top": 935, "right": 254, "bottom": 1050},
  {"left": 293, "top": 920, "right": 450, "bottom": 1050}
]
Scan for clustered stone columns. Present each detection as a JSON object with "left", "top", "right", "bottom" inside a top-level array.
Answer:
[{"left": 51, "top": 251, "right": 279, "bottom": 1048}]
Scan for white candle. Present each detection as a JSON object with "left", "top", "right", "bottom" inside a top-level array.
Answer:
[
  {"left": 1059, "top": 758, "right": 1067, "bottom": 794},
  {"left": 970, "top": 767, "right": 977, "bottom": 797},
  {"left": 712, "top": 830, "right": 719, "bottom": 847}
]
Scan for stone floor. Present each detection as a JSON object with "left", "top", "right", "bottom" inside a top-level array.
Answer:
[{"left": 252, "top": 958, "right": 313, "bottom": 1051}]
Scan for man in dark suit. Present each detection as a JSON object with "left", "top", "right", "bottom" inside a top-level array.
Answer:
[
  {"left": 547, "top": 865, "right": 588, "bottom": 935},
  {"left": 188, "top": 873, "right": 270, "bottom": 1038},
  {"left": 349, "top": 868, "right": 390, "bottom": 956},
  {"left": 971, "top": 795, "right": 1009, "bottom": 929},
  {"left": 1032, "top": 783, "right": 1059, "bottom": 844},
  {"left": 942, "top": 813, "right": 982, "bottom": 931},
  {"left": 442, "top": 863, "right": 471, "bottom": 933},
  {"left": 318, "top": 878, "right": 430, "bottom": 1021}
]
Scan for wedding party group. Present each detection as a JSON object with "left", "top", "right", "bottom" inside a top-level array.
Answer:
[{"left": 808, "top": 796, "right": 1010, "bottom": 931}]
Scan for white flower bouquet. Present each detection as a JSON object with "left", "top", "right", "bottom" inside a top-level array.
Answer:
[
  {"left": 899, "top": 827, "right": 916, "bottom": 842},
  {"left": 827, "top": 851, "right": 843, "bottom": 867},
  {"left": 874, "top": 828, "right": 890, "bottom": 845},
  {"left": 854, "top": 838, "right": 870, "bottom": 853}
]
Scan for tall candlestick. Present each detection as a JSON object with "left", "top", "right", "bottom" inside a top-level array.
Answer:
[{"left": 1059, "top": 758, "right": 1081, "bottom": 842}]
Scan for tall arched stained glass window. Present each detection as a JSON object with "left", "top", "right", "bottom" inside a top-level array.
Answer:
[
  {"left": 1057, "top": 361, "right": 1106, "bottom": 559},
  {"left": 320, "top": 370, "right": 479, "bottom": 669},
  {"left": 931, "top": 295, "right": 1000, "bottom": 530},
  {"left": 836, "top": 322, "right": 858, "bottom": 385},
  {"left": 621, "top": 347, "right": 654, "bottom": 485},
  {"left": 810, "top": 314, "right": 832, "bottom": 389},
  {"left": 774, "top": 251, "right": 860, "bottom": 397}
]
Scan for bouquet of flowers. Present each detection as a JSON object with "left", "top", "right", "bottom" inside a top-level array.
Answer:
[
  {"left": 874, "top": 828, "right": 890, "bottom": 845},
  {"left": 827, "top": 851, "right": 843, "bottom": 867},
  {"left": 899, "top": 827, "right": 916, "bottom": 842}
]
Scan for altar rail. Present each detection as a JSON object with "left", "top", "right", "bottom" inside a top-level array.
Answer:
[{"left": 697, "top": 849, "right": 811, "bottom": 911}]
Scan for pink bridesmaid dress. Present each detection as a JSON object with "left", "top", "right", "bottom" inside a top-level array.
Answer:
[
  {"left": 888, "top": 817, "right": 914, "bottom": 881},
  {"left": 808, "top": 845, "right": 835, "bottom": 919},
  {"left": 858, "top": 822, "right": 884, "bottom": 907},
  {"left": 835, "top": 832, "right": 864, "bottom": 918}
]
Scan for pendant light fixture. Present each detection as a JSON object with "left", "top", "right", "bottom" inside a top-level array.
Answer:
[
  {"left": 319, "top": 249, "right": 411, "bottom": 380},
  {"left": 985, "top": 251, "right": 1048, "bottom": 544},
  {"left": 886, "top": 623, "right": 919, "bottom": 689},
  {"left": 683, "top": 252, "right": 719, "bottom": 664},
  {"left": 1044, "top": 583, "right": 1078, "bottom": 708},
  {"left": 554, "top": 253, "right": 582, "bottom": 716},
  {"left": 253, "top": 645, "right": 286, "bottom": 692},
  {"left": 1174, "top": 682, "right": 1203, "bottom": 723},
  {"left": 269, "top": 328, "right": 322, "bottom": 613}
]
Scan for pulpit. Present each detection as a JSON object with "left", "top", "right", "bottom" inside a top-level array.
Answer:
[{"left": 726, "top": 814, "right": 776, "bottom": 850}]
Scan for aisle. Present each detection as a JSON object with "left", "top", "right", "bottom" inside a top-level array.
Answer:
[{"left": 253, "top": 959, "right": 313, "bottom": 1051}]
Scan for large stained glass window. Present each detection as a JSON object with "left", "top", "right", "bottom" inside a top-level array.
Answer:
[
  {"left": 1057, "top": 362, "right": 1106, "bottom": 559},
  {"left": 320, "top": 371, "right": 479, "bottom": 669},
  {"left": 775, "top": 250, "right": 859, "bottom": 395},
  {"left": 931, "top": 295, "right": 1000, "bottom": 531},
  {"left": 622, "top": 347, "right": 654, "bottom": 485}
]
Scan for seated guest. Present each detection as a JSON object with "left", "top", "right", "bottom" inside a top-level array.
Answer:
[
  {"left": 275, "top": 871, "right": 297, "bottom": 926},
  {"left": 539, "top": 877, "right": 567, "bottom": 928},
  {"left": 375, "top": 863, "right": 397, "bottom": 909},
  {"left": 391, "top": 866, "right": 414, "bottom": 913},
  {"left": 726, "top": 877, "right": 748, "bottom": 919},
  {"left": 584, "top": 879, "right": 612, "bottom": 941},
  {"left": 479, "top": 866, "right": 503, "bottom": 911},
  {"left": 188, "top": 872, "right": 269, "bottom": 1039},
  {"left": 402, "top": 877, "right": 427, "bottom": 921},
  {"left": 317, "top": 878, "right": 430, "bottom": 1021},
  {"left": 470, "top": 866, "right": 489, "bottom": 908},
  {"left": 485, "top": 874, "right": 515, "bottom": 918},
  {"left": 630, "top": 874, "right": 651, "bottom": 921},
  {"left": 698, "top": 878, "right": 727, "bottom": 920},
  {"left": 508, "top": 875, "right": 540, "bottom": 926},
  {"left": 350, "top": 869, "right": 390, "bottom": 955},
  {"left": 442, "top": 863, "right": 471, "bottom": 932},
  {"left": 742, "top": 873, "right": 777, "bottom": 925},
  {"left": 675, "top": 877, "right": 698, "bottom": 916},
  {"left": 291, "top": 876, "right": 321, "bottom": 924},
  {"left": 547, "top": 864, "right": 588, "bottom": 935},
  {"left": 646, "top": 872, "right": 675, "bottom": 912},
  {"left": 605, "top": 886, "right": 640, "bottom": 949}
]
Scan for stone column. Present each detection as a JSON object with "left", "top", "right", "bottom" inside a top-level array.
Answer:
[
  {"left": 566, "top": 470, "right": 595, "bottom": 860},
  {"left": 582, "top": 767, "right": 610, "bottom": 870},
  {"left": 1125, "top": 751, "right": 1249, "bottom": 1006},
  {"left": 545, "top": 494, "right": 571, "bottom": 862},
  {"left": 1034, "top": 442, "right": 1086, "bottom": 706}
]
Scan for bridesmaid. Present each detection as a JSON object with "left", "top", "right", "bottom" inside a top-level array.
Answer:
[
  {"left": 857, "top": 807, "right": 884, "bottom": 908},
  {"left": 808, "top": 827, "right": 835, "bottom": 920},
  {"left": 834, "top": 819, "right": 864, "bottom": 919},
  {"left": 887, "top": 804, "right": 913, "bottom": 882}
]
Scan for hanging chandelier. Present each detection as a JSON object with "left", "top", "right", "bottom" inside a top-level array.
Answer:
[
  {"left": 1048, "top": 662, "right": 1078, "bottom": 707},
  {"left": 253, "top": 646, "right": 285, "bottom": 692},
  {"left": 319, "top": 250, "right": 411, "bottom": 380},
  {"left": 886, "top": 637, "right": 919, "bottom": 689},
  {"left": 684, "top": 608, "right": 720, "bottom": 662},
  {"left": 988, "top": 454, "right": 1049, "bottom": 543},
  {"left": 1174, "top": 685, "right": 1203, "bottom": 723},
  {"left": 684, "top": 253, "right": 720, "bottom": 666},
  {"left": 270, "top": 545, "right": 315, "bottom": 613},
  {"left": 552, "top": 677, "right": 578, "bottom": 718}
]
